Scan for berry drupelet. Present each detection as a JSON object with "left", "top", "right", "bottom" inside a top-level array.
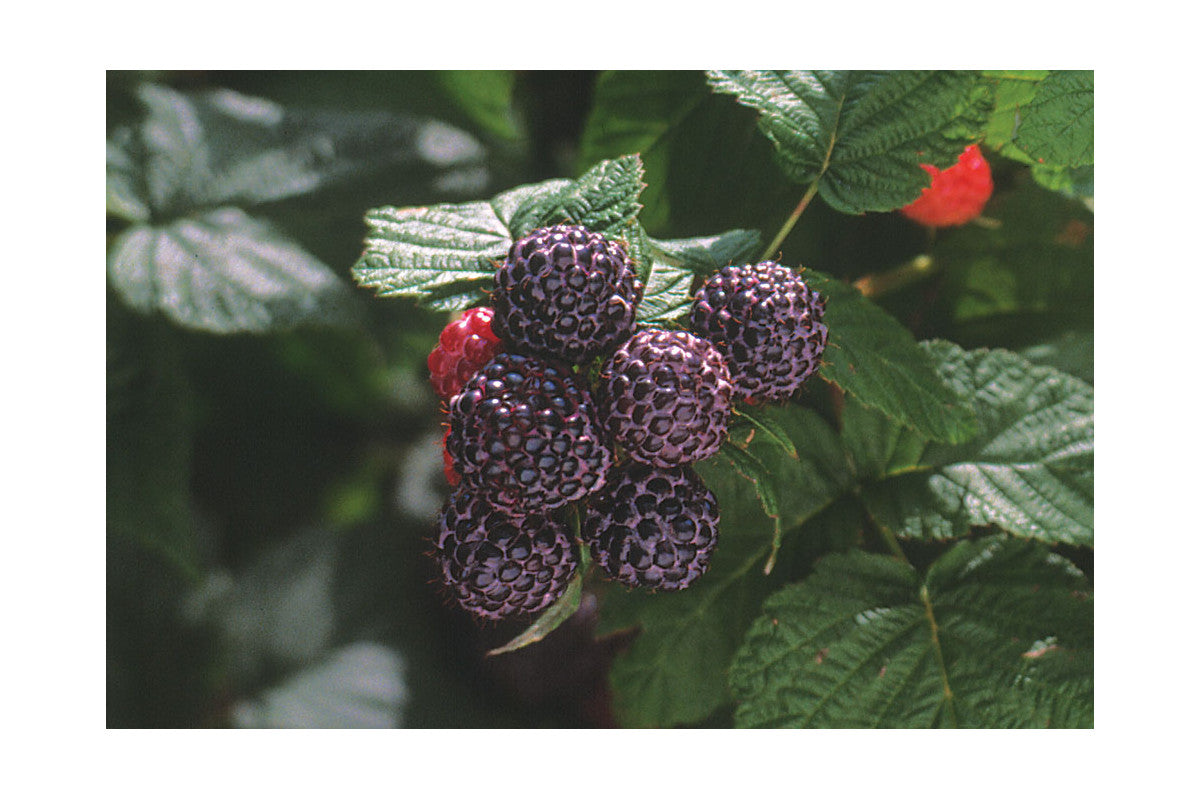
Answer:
[
  {"left": 690, "top": 262, "right": 828, "bottom": 403},
  {"left": 597, "top": 327, "right": 733, "bottom": 468},
  {"left": 446, "top": 351, "right": 612, "bottom": 512},
  {"left": 583, "top": 462, "right": 719, "bottom": 591},
  {"left": 434, "top": 490, "right": 579, "bottom": 620},
  {"left": 492, "top": 224, "right": 643, "bottom": 365}
]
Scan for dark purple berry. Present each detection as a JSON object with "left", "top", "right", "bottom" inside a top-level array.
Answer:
[
  {"left": 597, "top": 327, "right": 732, "bottom": 467},
  {"left": 493, "top": 224, "right": 643, "bottom": 364},
  {"left": 690, "top": 262, "right": 828, "bottom": 403},
  {"left": 447, "top": 351, "right": 612, "bottom": 511},
  {"left": 434, "top": 491, "right": 579, "bottom": 620},
  {"left": 583, "top": 463, "right": 719, "bottom": 591}
]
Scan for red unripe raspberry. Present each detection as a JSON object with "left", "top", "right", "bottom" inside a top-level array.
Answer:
[
  {"left": 900, "top": 144, "right": 993, "bottom": 228},
  {"left": 428, "top": 306, "right": 502, "bottom": 402}
]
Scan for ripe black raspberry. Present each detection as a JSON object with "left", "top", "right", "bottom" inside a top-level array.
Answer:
[
  {"left": 447, "top": 351, "right": 612, "bottom": 511},
  {"left": 434, "top": 491, "right": 579, "bottom": 620},
  {"left": 597, "top": 327, "right": 733, "bottom": 467},
  {"left": 583, "top": 463, "right": 719, "bottom": 591},
  {"left": 690, "top": 262, "right": 828, "bottom": 403},
  {"left": 492, "top": 224, "right": 644, "bottom": 364}
]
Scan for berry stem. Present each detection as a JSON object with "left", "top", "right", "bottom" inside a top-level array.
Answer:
[
  {"left": 853, "top": 253, "right": 937, "bottom": 298},
  {"left": 759, "top": 178, "right": 821, "bottom": 262}
]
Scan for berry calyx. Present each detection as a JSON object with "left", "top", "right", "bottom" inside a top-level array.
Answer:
[
  {"left": 446, "top": 351, "right": 612, "bottom": 511},
  {"left": 583, "top": 463, "right": 719, "bottom": 592},
  {"left": 690, "top": 262, "right": 828, "bottom": 403},
  {"left": 428, "top": 306, "right": 503, "bottom": 402},
  {"left": 492, "top": 224, "right": 643, "bottom": 365},
  {"left": 597, "top": 327, "right": 733, "bottom": 468},
  {"left": 899, "top": 144, "right": 993, "bottom": 228},
  {"left": 434, "top": 490, "right": 579, "bottom": 620}
]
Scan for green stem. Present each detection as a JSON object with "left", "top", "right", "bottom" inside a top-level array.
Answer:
[
  {"left": 853, "top": 253, "right": 936, "bottom": 298},
  {"left": 878, "top": 521, "right": 907, "bottom": 562},
  {"left": 759, "top": 179, "right": 821, "bottom": 262}
]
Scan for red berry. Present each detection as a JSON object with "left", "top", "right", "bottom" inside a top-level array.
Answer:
[
  {"left": 899, "top": 144, "right": 993, "bottom": 228},
  {"left": 428, "top": 307, "right": 502, "bottom": 402}
]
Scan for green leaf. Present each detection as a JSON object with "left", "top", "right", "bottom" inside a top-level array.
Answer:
[
  {"left": 599, "top": 406, "right": 853, "bottom": 727},
  {"left": 1014, "top": 71, "right": 1094, "bottom": 168},
  {"left": 437, "top": 70, "right": 521, "bottom": 141},
  {"left": 352, "top": 200, "right": 511, "bottom": 301},
  {"left": 506, "top": 154, "right": 646, "bottom": 238},
  {"left": 730, "top": 536, "right": 1093, "bottom": 728},
  {"left": 635, "top": 259, "right": 695, "bottom": 324},
  {"left": 578, "top": 71, "right": 711, "bottom": 231},
  {"left": 1031, "top": 162, "right": 1094, "bottom": 202},
  {"left": 107, "top": 302, "right": 198, "bottom": 577},
  {"left": 632, "top": 229, "right": 762, "bottom": 324},
  {"left": 106, "top": 82, "right": 482, "bottom": 333},
  {"left": 232, "top": 643, "right": 407, "bottom": 728},
  {"left": 706, "top": 70, "right": 991, "bottom": 213},
  {"left": 648, "top": 229, "right": 761, "bottom": 275},
  {"left": 352, "top": 156, "right": 648, "bottom": 311},
  {"left": 596, "top": 506, "right": 774, "bottom": 728},
  {"left": 108, "top": 208, "right": 361, "bottom": 334},
  {"left": 979, "top": 70, "right": 1048, "bottom": 164},
  {"left": 848, "top": 341, "right": 1094, "bottom": 548},
  {"left": 729, "top": 406, "right": 798, "bottom": 460},
  {"left": 805, "top": 269, "right": 978, "bottom": 444},
  {"left": 486, "top": 572, "right": 584, "bottom": 657},
  {"left": 108, "top": 83, "right": 486, "bottom": 220},
  {"left": 1019, "top": 329, "right": 1093, "bottom": 385}
]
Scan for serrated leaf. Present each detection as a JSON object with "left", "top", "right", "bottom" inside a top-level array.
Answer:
[
  {"left": 730, "top": 536, "right": 1093, "bottom": 728},
  {"left": 578, "top": 71, "right": 708, "bottom": 230},
  {"left": 579, "top": 70, "right": 799, "bottom": 236},
  {"left": 486, "top": 572, "right": 583, "bottom": 657},
  {"left": 352, "top": 157, "right": 648, "bottom": 311},
  {"left": 108, "top": 207, "right": 361, "bottom": 334},
  {"left": 848, "top": 341, "right": 1094, "bottom": 548},
  {"left": 706, "top": 70, "right": 991, "bottom": 213},
  {"left": 1014, "top": 71, "right": 1094, "bottom": 168},
  {"left": 599, "top": 406, "right": 853, "bottom": 727},
  {"left": 805, "top": 269, "right": 978, "bottom": 443},
  {"left": 106, "top": 82, "right": 481, "bottom": 333},
  {"left": 352, "top": 200, "right": 511, "bottom": 301},
  {"left": 507, "top": 154, "right": 646, "bottom": 239}
]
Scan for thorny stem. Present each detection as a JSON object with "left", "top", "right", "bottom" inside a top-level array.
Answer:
[{"left": 760, "top": 179, "right": 821, "bottom": 262}]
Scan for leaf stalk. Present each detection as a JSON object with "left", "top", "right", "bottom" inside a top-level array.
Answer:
[{"left": 760, "top": 179, "right": 821, "bottom": 262}]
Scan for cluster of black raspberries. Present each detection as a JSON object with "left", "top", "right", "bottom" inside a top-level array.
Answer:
[{"left": 429, "top": 224, "right": 828, "bottom": 621}]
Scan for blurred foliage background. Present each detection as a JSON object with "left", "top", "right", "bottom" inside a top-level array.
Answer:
[{"left": 106, "top": 70, "right": 1092, "bottom": 728}]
